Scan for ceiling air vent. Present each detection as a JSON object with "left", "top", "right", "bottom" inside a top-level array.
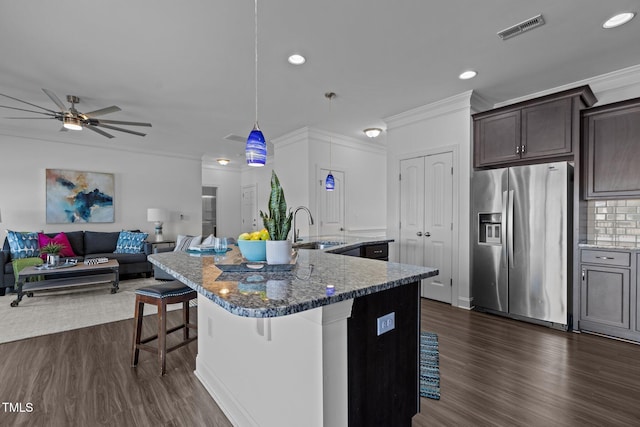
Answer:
[{"left": 497, "top": 14, "right": 545, "bottom": 40}]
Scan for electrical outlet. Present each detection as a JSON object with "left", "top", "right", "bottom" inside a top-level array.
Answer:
[{"left": 377, "top": 312, "right": 395, "bottom": 336}]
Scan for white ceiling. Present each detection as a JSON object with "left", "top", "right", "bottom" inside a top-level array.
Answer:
[{"left": 1, "top": 1, "right": 638, "bottom": 165}]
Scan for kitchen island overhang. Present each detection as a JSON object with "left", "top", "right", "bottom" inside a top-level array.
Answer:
[{"left": 149, "top": 249, "right": 438, "bottom": 427}]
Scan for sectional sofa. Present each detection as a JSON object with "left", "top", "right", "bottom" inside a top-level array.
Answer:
[{"left": 0, "top": 230, "right": 153, "bottom": 295}]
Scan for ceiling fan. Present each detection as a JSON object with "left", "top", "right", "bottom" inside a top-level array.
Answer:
[{"left": 0, "top": 88, "right": 152, "bottom": 138}]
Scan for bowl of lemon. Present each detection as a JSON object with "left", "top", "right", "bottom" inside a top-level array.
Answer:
[{"left": 237, "top": 229, "right": 269, "bottom": 262}]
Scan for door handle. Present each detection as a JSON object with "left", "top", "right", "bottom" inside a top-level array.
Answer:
[
  {"left": 416, "top": 231, "right": 423, "bottom": 237},
  {"left": 424, "top": 232, "right": 431, "bottom": 237}
]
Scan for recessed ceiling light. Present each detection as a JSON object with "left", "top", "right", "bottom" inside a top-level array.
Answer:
[
  {"left": 603, "top": 12, "right": 636, "bottom": 29},
  {"left": 459, "top": 70, "right": 477, "bottom": 80},
  {"left": 363, "top": 128, "right": 382, "bottom": 138},
  {"left": 216, "top": 158, "right": 230, "bottom": 166},
  {"left": 288, "top": 54, "right": 306, "bottom": 65}
]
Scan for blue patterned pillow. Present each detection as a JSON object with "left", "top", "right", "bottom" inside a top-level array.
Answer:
[
  {"left": 114, "top": 231, "right": 148, "bottom": 254},
  {"left": 7, "top": 231, "right": 40, "bottom": 259}
]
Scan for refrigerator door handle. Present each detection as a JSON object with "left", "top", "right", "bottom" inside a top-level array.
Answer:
[
  {"left": 508, "top": 189, "right": 514, "bottom": 267},
  {"left": 502, "top": 190, "right": 508, "bottom": 265}
]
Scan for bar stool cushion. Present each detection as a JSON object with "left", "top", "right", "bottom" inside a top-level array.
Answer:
[{"left": 135, "top": 281, "right": 194, "bottom": 299}]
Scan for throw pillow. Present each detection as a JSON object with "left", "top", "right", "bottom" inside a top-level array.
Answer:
[
  {"left": 114, "top": 231, "right": 148, "bottom": 254},
  {"left": 7, "top": 231, "right": 40, "bottom": 259},
  {"left": 174, "top": 234, "right": 202, "bottom": 251},
  {"left": 38, "top": 232, "right": 76, "bottom": 258}
]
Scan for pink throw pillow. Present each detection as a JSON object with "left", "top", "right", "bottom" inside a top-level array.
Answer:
[{"left": 38, "top": 232, "right": 76, "bottom": 258}]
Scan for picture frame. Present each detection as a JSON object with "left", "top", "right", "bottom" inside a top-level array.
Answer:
[{"left": 46, "top": 169, "right": 115, "bottom": 223}]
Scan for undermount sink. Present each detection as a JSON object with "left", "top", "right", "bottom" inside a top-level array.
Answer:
[{"left": 293, "top": 241, "right": 345, "bottom": 250}]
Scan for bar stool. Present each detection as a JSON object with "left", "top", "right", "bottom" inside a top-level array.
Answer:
[{"left": 131, "top": 280, "right": 198, "bottom": 375}]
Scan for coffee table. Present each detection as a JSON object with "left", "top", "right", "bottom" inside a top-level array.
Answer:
[{"left": 11, "top": 259, "right": 120, "bottom": 307}]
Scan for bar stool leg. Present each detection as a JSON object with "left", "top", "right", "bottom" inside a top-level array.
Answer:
[
  {"left": 183, "top": 300, "right": 190, "bottom": 340},
  {"left": 132, "top": 297, "right": 144, "bottom": 367},
  {"left": 159, "top": 299, "right": 168, "bottom": 376}
]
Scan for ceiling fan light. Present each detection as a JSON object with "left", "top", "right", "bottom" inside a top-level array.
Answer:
[
  {"left": 363, "top": 128, "right": 382, "bottom": 138},
  {"left": 246, "top": 124, "right": 266, "bottom": 167},
  {"left": 63, "top": 116, "right": 82, "bottom": 131}
]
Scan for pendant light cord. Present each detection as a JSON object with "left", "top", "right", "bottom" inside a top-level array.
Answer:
[
  {"left": 254, "top": 0, "right": 259, "bottom": 126},
  {"left": 329, "top": 94, "right": 332, "bottom": 171}
]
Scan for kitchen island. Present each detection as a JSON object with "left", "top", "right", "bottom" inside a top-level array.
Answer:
[{"left": 149, "top": 245, "right": 437, "bottom": 427}]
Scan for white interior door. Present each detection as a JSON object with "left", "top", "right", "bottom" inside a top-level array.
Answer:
[
  {"left": 399, "top": 158, "right": 425, "bottom": 268},
  {"left": 241, "top": 184, "right": 258, "bottom": 232},
  {"left": 422, "top": 152, "right": 453, "bottom": 302},
  {"left": 318, "top": 169, "right": 345, "bottom": 236},
  {"left": 400, "top": 152, "right": 453, "bottom": 303}
]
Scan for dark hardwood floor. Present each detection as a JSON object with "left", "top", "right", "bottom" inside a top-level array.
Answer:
[
  {"left": 1, "top": 299, "right": 639, "bottom": 426},
  {"left": 418, "top": 299, "right": 640, "bottom": 427}
]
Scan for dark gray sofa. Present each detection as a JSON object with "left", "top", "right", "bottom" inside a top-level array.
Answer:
[{"left": 1, "top": 230, "right": 153, "bottom": 295}]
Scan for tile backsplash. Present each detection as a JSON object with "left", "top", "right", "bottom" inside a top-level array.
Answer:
[{"left": 587, "top": 200, "right": 640, "bottom": 247}]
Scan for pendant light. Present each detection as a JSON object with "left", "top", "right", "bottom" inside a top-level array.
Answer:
[
  {"left": 325, "top": 92, "right": 336, "bottom": 191},
  {"left": 246, "top": 0, "right": 266, "bottom": 167}
]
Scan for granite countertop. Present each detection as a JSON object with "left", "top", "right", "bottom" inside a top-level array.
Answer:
[
  {"left": 578, "top": 242, "right": 640, "bottom": 251},
  {"left": 148, "top": 240, "right": 437, "bottom": 318},
  {"left": 294, "top": 235, "right": 394, "bottom": 253}
]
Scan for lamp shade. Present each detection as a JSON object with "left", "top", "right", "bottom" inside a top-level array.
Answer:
[
  {"left": 246, "top": 125, "right": 267, "bottom": 167},
  {"left": 325, "top": 173, "right": 335, "bottom": 191},
  {"left": 147, "top": 208, "right": 168, "bottom": 223}
]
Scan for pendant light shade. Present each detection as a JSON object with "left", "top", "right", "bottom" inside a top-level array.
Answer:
[
  {"left": 246, "top": 0, "right": 266, "bottom": 167},
  {"left": 325, "top": 172, "right": 335, "bottom": 191},
  {"left": 246, "top": 124, "right": 266, "bottom": 166}
]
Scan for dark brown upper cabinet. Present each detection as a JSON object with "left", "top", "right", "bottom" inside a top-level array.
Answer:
[
  {"left": 474, "top": 86, "right": 596, "bottom": 169},
  {"left": 583, "top": 97, "right": 640, "bottom": 199}
]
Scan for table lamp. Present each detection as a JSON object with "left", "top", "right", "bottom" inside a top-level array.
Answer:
[{"left": 147, "top": 208, "right": 168, "bottom": 242}]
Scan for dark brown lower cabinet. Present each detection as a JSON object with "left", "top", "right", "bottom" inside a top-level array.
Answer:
[
  {"left": 579, "top": 249, "right": 640, "bottom": 342},
  {"left": 348, "top": 282, "right": 420, "bottom": 426}
]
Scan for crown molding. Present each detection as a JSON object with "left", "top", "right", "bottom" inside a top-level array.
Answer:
[
  {"left": 384, "top": 90, "right": 474, "bottom": 129},
  {"left": 494, "top": 63, "right": 640, "bottom": 108}
]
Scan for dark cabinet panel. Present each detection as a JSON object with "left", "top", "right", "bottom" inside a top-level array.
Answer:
[
  {"left": 579, "top": 248, "right": 640, "bottom": 343},
  {"left": 474, "top": 110, "right": 521, "bottom": 166},
  {"left": 583, "top": 98, "right": 640, "bottom": 199},
  {"left": 521, "top": 97, "right": 572, "bottom": 159},
  {"left": 473, "top": 85, "right": 595, "bottom": 169}
]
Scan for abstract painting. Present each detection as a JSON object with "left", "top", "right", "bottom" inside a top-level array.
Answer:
[{"left": 46, "top": 169, "right": 115, "bottom": 223}]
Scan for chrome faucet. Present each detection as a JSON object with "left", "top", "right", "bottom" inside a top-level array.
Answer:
[{"left": 292, "top": 206, "right": 314, "bottom": 243}]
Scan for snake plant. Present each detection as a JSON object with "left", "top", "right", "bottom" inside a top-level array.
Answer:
[{"left": 260, "top": 171, "right": 293, "bottom": 241}]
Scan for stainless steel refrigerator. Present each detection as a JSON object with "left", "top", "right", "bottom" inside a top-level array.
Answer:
[{"left": 471, "top": 161, "right": 572, "bottom": 329}]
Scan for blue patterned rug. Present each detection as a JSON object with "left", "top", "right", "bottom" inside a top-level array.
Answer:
[{"left": 420, "top": 332, "right": 440, "bottom": 400}]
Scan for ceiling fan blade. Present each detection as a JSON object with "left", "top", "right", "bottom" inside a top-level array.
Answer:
[
  {"left": 0, "top": 105, "right": 59, "bottom": 117},
  {"left": 85, "top": 125, "right": 115, "bottom": 139},
  {"left": 0, "top": 93, "right": 59, "bottom": 114},
  {"left": 92, "top": 118, "right": 152, "bottom": 127},
  {"left": 42, "top": 88, "right": 68, "bottom": 112},
  {"left": 96, "top": 123, "right": 147, "bottom": 137},
  {"left": 83, "top": 106, "right": 121, "bottom": 117},
  {"left": 5, "top": 116, "right": 57, "bottom": 119}
]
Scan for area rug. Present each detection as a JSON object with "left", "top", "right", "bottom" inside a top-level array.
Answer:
[
  {"left": 420, "top": 331, "right": 440, "bottom": 400},
  {"left": 0, "top": 277, "right": 192, "bottom": 344}
]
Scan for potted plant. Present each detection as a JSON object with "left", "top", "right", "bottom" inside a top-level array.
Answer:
[
  {"left": 40, "top": 242, "right": 65, "bottom": 266},
  {"left": 260, "top": 171, "right": 294, "bottom": 264}
]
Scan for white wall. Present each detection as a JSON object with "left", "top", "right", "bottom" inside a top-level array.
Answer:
[
  {"left": 201, "top": 164, "right": 243, "bottom": 239},
  {"left": 0, "top": 136, "right": 202, "bottom": 242},
  {"left": 385, "top": 91, "right": 480, "bottom": 309}
]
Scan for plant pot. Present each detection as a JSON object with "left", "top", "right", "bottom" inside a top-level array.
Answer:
[
  {"left": 46, "top": 254, "right": 60, "bottom": 266},
  {"left": 266, "top": 240, "right": 292, "bottom": 265}
]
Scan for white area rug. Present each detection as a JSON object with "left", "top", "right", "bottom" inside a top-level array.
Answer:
[{"left": 0, "top": 277, "right": 188, "bottom": 344}]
